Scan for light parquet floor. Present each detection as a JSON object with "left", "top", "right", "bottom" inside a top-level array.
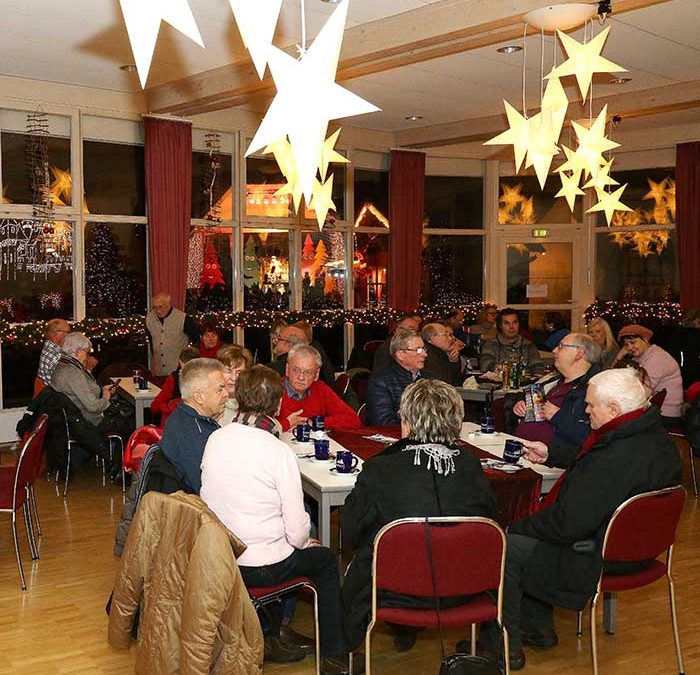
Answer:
[{"left": 0, "top": 451, "right": 698, "bottom": 675}]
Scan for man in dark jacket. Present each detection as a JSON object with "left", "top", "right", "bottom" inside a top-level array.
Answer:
[
  {"left": 473, "top": 368, "right": 682, "bottom": 671},
  {"left": 371, "top": 314, "right": 422, "bottom": 372},
  {"left": 366, "top": 330, "right": 432, "bottom": 426},
  {"left": 421, "top": 322, "right": 464, "bottom": 386}
]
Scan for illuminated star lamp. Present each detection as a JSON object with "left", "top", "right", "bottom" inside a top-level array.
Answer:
[
  {"left": 524, "top": 108, "right": 560, "bottom": 189},
  {"left": 570, "top": 105, "right": 619, "bottom": 179},
  {"left": 586, "top": 184, "right": 632, "bottom": 225},
  {"left": 118, "top": 0, "right": 205, "bottom": 88},
  {"left": 309, "top": 175, "right": 336, "bottom": 229},
  {"left": 228, "top": 0, "right": 283, "bottom": 79},
  {"left": 319, "top": 128, "right": 349, "bottom": 182},
  {"left": 556, "top": 169, "right": 584, "bottom": 211},
  {"left": 484, "top": 102, "right": 532, "bottom": 173}
]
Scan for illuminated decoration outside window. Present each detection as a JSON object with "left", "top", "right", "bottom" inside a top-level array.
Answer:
[
  {"left": 192, "top": 145, "right": 232, "bottom": 220},
  {"left": 246, "top": 156, "right": 295, "bottom": 218},
  {"left": 421, "top": 235, "right": 483, "bottom": 306},
  {"left": 186, "top": 226, "right": 233, "bottom": 313},
  {"left": 354, "top": 202, "right": 388, "bottom": 228},
  {"left": 353, "top": 233, "right": 388, "bottom": 308},
  {"left": 499, "top": 177, "right": 582, "bottom": 224},
  {"left": 243, "top": 231, "right": 290, "bottom": 310},
  {"left": 354, "top": 169, "right": 388, "bottom": 224},
  {"left": 301, "top": 231, "right": 345, "bottom": 310}
]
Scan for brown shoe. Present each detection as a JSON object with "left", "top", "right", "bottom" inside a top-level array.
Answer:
[
  {"left": 264, "top": 636, "right": 306, "bottom": 663},
  {"left": 320, "top": 653, "right": 365, "bottom": 675},
  {"left": 280, "top": 624, "right": 316, "bottom": 654}
]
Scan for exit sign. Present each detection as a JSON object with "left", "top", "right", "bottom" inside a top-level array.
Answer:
[{"left": 532, "top": 228, "right": 549, "bottom": 237}]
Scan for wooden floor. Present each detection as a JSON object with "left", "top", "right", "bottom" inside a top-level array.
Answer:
[{"left": 0, "top": 448, "right": 698, "bottom": 675}]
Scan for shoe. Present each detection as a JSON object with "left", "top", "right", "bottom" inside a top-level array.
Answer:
[
  {"left": 392, "top": 629, "right": 418, "bottom": 652},
  {"left": 320, "top": 653, "right": 365, "bottom": 675},
  {"left": 522, "top": 628, "right": 559, "bottom": 650},
  {"left": 264, "top": 636, "right": 306, "bottom": 663},
  {"left": 455, "top": 640, "right": 525, "bottom": 671},
  {"left": 280, "top": 624, "right": 316, "bottom": 655}
]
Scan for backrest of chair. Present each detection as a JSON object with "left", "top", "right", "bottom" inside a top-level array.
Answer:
[
  {"left": 351, "top": 371, "right": 370, "bottom": 405},
  {"left": 603, "top": 486, "right": 686, "bottom": 562},
  {"left": 33, "top": 377, "right": 46, "bottom": 398},
  {"left": 364, "top": 340, "right": 384, "bottom": 355},
  {"left": 124, "top": 425, "right": 164, "bottom": 472},
  {"left": 357, "top": 403, "right": 367, "bottom": 425},
  {"left": 25, "top": 414, "right": 48, "bottom": 483},
  {"left": 332, "top": 373, "right": 350, "bottom": 397},
  {"left": 373, "top": 517, "right": 505, "bottom": 598},
  {"left": 650, "top": 388, "right": 667, "bottom": 408},
  {"left": 12, "top": 421, "right": 47, "bottom": 509}
]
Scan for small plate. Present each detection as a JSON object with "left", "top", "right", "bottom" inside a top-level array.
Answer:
[{"left": 329, "top": 467, "right": 360, "bottom": 475}]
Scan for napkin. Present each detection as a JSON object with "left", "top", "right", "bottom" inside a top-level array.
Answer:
[{"left": 462, "top": 376, "right": 478, "bottom": 389}]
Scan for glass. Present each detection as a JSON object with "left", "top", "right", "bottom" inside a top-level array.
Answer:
[
  {"left": 506, "top": 242, "right": 573, "bottom": 305},
  {"left": 421, "top": 234, "right": 483, "bottom": 305},
  {"left": 1, "top": 131, "right": 71, "bottom": 206},
  {"left": 83, "top": 141, "right": 145, "bottom": 216},
  {"left": 353, "top": 232, "right": 388, "bottom": 307},
  {"left": 301, "top": 230, "right": 345, "bottom": 310},
  {"left": 595, "top": 230, "right": 679, "bottom": 302},
  {"left": 424, "top": 176, "right": 483, "bottom": 229},
  {"left": 499, "top": 176, "right": 582, "bottom": 224},
  {"left": 0, "top": 218, "right": 73, "bottom": 321},
  {"left": 245, "top": 156, "right": 295, "bottom": 218},
  {"left": 354, "top": 169, "right": 389, "bottom": 226},
  {"left": 243, "top": 231, "right": 290, "bottom": 310},
  {"left": 84, "top": 222, "right": 147, "bottom": 318},
  {"left": 192, "top": 150, "right": 233, "bottom": 219},
  {"left": 519, "top": 310, "right": 572, "bottom": 344},
  {"left": 186, "top": 225, "right": 233, "bottom": 313}
]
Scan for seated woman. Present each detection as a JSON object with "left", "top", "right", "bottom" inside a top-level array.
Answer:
[
  {"left": 542, "top": 312, "right": 570, "bottom": 351},
  {"left": 341, "top": 379, "right": 497, "bottom": 653},
  {"left": 198, "top": 322, "right": 222, "bottom": 358},
  {"left": 586, "top": 317, "right": 619, "bottom": 369},
  {"left": 150, "top": 346, "right": 199, "bottom": 426},
  {"left": 216, "top": 344, "right": 253, "bottom": 425}
]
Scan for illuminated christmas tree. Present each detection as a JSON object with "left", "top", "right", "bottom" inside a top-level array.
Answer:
[
  {"left": 200, "top": 240, "right": 225, "bottom": 289},
  {"left": 312, "top": 239, "right": 328, "bottom": 277}
]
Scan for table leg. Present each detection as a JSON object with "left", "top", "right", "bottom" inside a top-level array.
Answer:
[
  {"left": 136, "top": 402, "right": 144, "bottom": 428},
  {"left": 319, "top": 493, "right": 332, "bottom": 548}
]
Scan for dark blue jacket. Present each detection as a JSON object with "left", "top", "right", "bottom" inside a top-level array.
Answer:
[
  {"left": 366, "top": 361, "right": 431, "bottom": 426},
  {"left": 160, "top": 403, "right": 220, "bottom": 493}
]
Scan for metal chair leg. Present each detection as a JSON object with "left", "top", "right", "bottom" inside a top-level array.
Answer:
[
  {"left": 12, "top": 511, "right": 27, "bottom": 591},
  {"left": 29, "top": 485, "right": 42, "bottom": 538},
  {"left": 501, "top": 622, "right": 511, "bottom": 675},
  {"left": 23, "top": 499, "right": 39, "bottom": 561},
  {"left": 590, "top": 591, "right": 600, "bottom": 675},
  {"left": 667, "top": 571, "right": 685, "bottom": 674},
  {"left": 63, "top": 443, "right": 71, "bottom": 498},
  {"left": 471, "top": 623, "right": 477, "bottom": 656},
  {"left": 687, "top": 444, "right": 698, "bottom": 497},
  {"left": 365, "top": 617, "right": 375, "bottom": 675},
  {"left": 310, "top": 586, "right": 321, "bottom": 675},
  {"left": 577, "top": 610, "right": 583, "bottom": 637}
]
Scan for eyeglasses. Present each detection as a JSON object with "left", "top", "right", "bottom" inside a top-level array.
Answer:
[
  {"left": 273, "top": 336, "right": 291, "bottom": 344},
  {"left": 555, "top": 342, "right": 580, "bottom": 351},
  {"left": 291, "top": 366, "right": 318, "bottom": 378},
  {"left": 435, "top": 332, "right": 454, "bottom": 339},
  {"left": 400, "top": 347, "right": 427, "bottom": 355}
]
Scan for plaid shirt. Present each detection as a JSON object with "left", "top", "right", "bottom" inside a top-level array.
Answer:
[
  {"left": 37, "top": 340, "right": 63, "bottom": 385},
  {"left": 230, "top": 411, "right": 282, "bottom": 438}
]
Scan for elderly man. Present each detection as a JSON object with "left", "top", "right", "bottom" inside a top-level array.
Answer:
[
  {"left": 479, "top": 308, "right": 543, "bottom": 373},
  {"left": 372, "top": 314, "right": 422, "bottom": 372},
  {"left": 146, "top": 292, "right": 200, "bottom": 377},
  {"left": 421, "top": 322, "right": 464, "bottom": 386},
  {"left": 444, "top": 308, "right": 470, "bottom": 346},
  {"left": 279, "top": 344, "right": 360, "bottom": 432},
  {"left": 467, "top": 368, "right": 682, "bottom": 670},
  {"left": 270, "top": 324, "right": 335, "bottom": 386},
  {"left": 366, "top": 329, "right": 432, "bottom": 426},
  {"left": 512, "top": 333, "right": 601, "bottom": 448},
  {"left": 37, "top": 318, "right": 71, "bottom": 385},
  {"left": 160, "top": 358, "right": 228, "bottom": 493}
]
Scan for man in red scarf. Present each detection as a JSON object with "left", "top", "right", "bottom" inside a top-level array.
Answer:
[{"left": 466, "top": 368, "right": 682, "bottom": 671}]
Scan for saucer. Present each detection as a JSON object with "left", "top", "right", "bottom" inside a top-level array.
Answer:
[{"left": 329, "top": 467, "right": 360, "bottom": 475}]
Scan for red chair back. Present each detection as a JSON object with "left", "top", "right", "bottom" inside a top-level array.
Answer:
[
  {"left": 33, "top": 377, "right": 46, "bottom": 398},
  {"left": 333, "top": 373, "right": 350, "bottom": 398},
  {"left": 363, "top": 340, "right": 384, "bottom": 355},
  {"left": 7, "top": 421, "right": 47, "bottom": 511},
  {"left": 25, "top": 415, "right": 48, "bottom": 484},
  {"left": 123, "top": 425, "right": 163, "bottom": 473},
  {"left": 649, "top": 388, "right": 667, "bottom": 409},
  {"left": 603, "top": 486, "right": 686, "bottom": 563},
  {"left": 373, "top": 517, "right": 505, "bottom": 598}
]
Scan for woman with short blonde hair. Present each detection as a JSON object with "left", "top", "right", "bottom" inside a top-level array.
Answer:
[
  {"left": 586, "top": 317, "right": 619, "bottom": 369},
  {"left": 217, "top": 344, "right": 253, "bottom": 424}
]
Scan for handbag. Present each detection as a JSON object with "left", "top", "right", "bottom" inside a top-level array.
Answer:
[{"left": 424, "top": 518, "right": 503, "bottom": 675}]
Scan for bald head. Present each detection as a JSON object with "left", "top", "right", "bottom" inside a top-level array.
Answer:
[
  {"left": 277, "top": 325, "right": 309, "bottom": 356},
  {"left": 46, "top": 318, "right": 70, "bottom": 345},
  {"left": 152, "top": 292, "right": 172, "bottom": 319}
]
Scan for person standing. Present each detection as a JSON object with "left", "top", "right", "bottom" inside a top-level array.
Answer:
[{"left": 37, "top": 318, "right": 71, "bottom": 385}]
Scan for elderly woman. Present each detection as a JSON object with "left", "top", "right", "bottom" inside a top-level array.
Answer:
[
  {"left": 586, "top": 317, "right": 619, "bottom": 369},
  {"left": 198, "top": 322, "right": 222, "bottom": 358},
  {"left": 217, "top": 344, "right": 253, "bottom": 425},
  {"left": 341, "top": 379, "right": 497, "bottom": 653},
  {"left": 469, "top": 304, "right": 498, "bottom": 342}
]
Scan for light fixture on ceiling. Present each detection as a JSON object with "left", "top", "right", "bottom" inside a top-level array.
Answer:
[
  {"left": 119, "top": 64, "right": 137, "bottom": 72},
  {"left": 524, "top": 3, "right": 598, "bottom": 32},
  {"left": 597, "top": 0, "right": 612, "bottom": 23},
  {"left": 610, "top": 76, "right": 632, "bottom": 84},
  {"left": 497, "top": 45, "right": 522, "bottom": 54},
  {"left": 405, "top": 115, "right": 423, "bottom": 122}
]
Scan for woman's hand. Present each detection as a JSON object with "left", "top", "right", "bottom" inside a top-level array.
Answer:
[
  {"left": 542, "top": 402, "right": 560, "bottom": 420},
  {"left": 101, "top": 384, "right": 113, "bottom": 401},
  {"left": 513, "top": 400, "right": 527, "bottom": 417},
  {"left": 521, "top": 440, "right": 549, "bottom": 464}
]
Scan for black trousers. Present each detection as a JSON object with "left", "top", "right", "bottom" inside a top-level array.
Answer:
[{"left": 239, "top": 546, "right": 346, "bottom": 657}]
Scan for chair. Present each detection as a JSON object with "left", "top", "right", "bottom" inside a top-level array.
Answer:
[
  {"left": 357, "top": 403, "right": 367, "bottom": 425},
  {"left": 349, "top": 369, "right": 371, "bottom": 406},
  {"left": 649, "top": 388, "right": 667, "bottom": 409},
  {"left": 23, "top": 415, "right": 49, "bottom": 545},
  {"left": 123, "top": 425, "right": 163, "bottom": 474},
  {"left": 247, "top": 576, "right": 320, "bottom": 675},
  {"left": 365, "top": 516, "right": 509, "bottom": 675},
  {"left": 332, "top": 373, "right": 350, "bottom": 398},
  {"left": 665, "top": 428, "right": 697, "bottom": 497},
  {"left": 363, "top": 340, "right": 384, "bottom": 356},
  {"left": 33, "top": 377, "right": 46, "bottom": 398},
  {"left": 577, "top": 486, "right": 686, "bottom": 675}
]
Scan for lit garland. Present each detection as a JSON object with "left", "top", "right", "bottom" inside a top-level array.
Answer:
[{"left": 583, "top": 300, "right": 682, "bottom": 328}]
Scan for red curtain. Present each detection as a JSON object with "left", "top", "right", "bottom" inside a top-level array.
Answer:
[
  {"left": 388, "top": 150, "right": 425, "bottom": 311},
  {"left": 144, "top": 116, "right": 192, "bottom": 310},
  {"left": 676, "top": 141, "right": 700, "bottom": 309}
]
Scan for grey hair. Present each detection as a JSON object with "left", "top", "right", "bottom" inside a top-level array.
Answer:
[
  {"left": 287, "top": 343, "right": 322, "bottom": 368},
  {"left": 420, "top": 323, "right": 446, "bottom": 343},
  {"left": 61, "top": 332, "right": 91, "bottom": 356},
  {"left": 399, "top": 379, "right": 463, "bottom": 444},
  {"left": 389, "top": 328, "right": 419, "bottom": 356},
  {"left": 566, "top": 333, "right": 601, "bottom": 364},
  {"left": 179, "top": 358, "right": 224, "bottom": 401},
  {"left": 587, "top": 368, "right": 650, "bottom": 414}
]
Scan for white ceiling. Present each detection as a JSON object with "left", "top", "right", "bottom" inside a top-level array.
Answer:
[{"left": 0, "top": 0, "right": 698, "bottom": 134}]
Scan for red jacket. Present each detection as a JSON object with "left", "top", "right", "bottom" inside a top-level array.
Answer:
[
  {"left": 150, "top": 374, "right": 181, "bottom": 426},
  {"left": 279, "top": 379, "right": 361, "bottom": 431}
]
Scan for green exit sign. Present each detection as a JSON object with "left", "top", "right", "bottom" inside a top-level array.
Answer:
[{"left": 532, "top": 228, "right": 549, "bottom": 237}]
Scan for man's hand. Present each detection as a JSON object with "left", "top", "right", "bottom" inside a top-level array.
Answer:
[
  {"left": 542, "top": 401, "right": 560, "bottom": 420},
  {"left": 447, "top": 344, "right": 461, "bottom": 362},
  {"left": 513, "top": 400, "right": 527, "bottom": 417},
  {"left": 86, "top": 355, "right": 99, "bottom": 371},
  {"left": 521, "top": 440, "right": 549, "bottom": 464},
  {"left": 101, "top": 384, "right": 113, "bottom": 401},
  {"left": 307, "top": 538, "right": 322, "bottom": 548},
  {"left": 287, "top": 411, "right": 307, "bottom": 429},
  {"left": 613, "top": 345, "right": 629, "bottom": 365}
]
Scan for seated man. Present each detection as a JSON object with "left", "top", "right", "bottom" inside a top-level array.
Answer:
[
  {"left": 469, "top": 368, "right": 682, "bottom": 671},
  {"left": 342, "top": 380, "right": 496, "bottom": 652},
  {"left": 270, "top": 324, "right": 335, "bottom": 386},
  {"left": 160, "top": 358, "right": 228, "bottom": 493},
  {"left": 479, "top": 308, "right": 544, "bottom": 373},
  {"left": 366, "top": 329, "right": 431, "bottom": 426},
  {"left": 421, "top": 322, "right": 464, "bottom": 386},
  {"left": 279, "top": 344, "right": 360, "bottom": 431},
  {"left": 37, "top": 318, "right": 70, "bottom": 386},
  {"left": 371, "top": 313, "right": 422, "bottom": 372},
  {"left": 200, "top": 369, "right": 353, "bottom": 673},
  {"left": 512, "top": 333, "right": 601, "bottom": 448}
]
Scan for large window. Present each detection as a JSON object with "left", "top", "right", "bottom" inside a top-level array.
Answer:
[
  {"left": 192, "top": 149, "right": 233, "bottom": 220},
  {"left": 243, "top": 230, "right": 291, "bottom": 310},
  {"left": 186, "top": 225, "right": 234, "bottom": 313},
  {"left": 424, "top": 176, "right": 483, "bottom": 229},
  {"left": 354, "top": 169, "right": 389, "bottom": 226},
  {"left": 421, "top": 234, "right": 483, "bottom": 305},
  {"left": 353, "top": 232, "right": 388, "bottom": 308},
  {"left": 499, "top": 175, "right": 582, "bottom": 224},
  {"left": 245, "top": 156, "right": 294, "bottom": 219},
  {"left": 301, "top": 230, "right": 345, "bottom": 309}
]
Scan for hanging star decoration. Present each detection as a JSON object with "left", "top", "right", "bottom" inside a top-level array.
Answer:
[
  {"left": 546, "top": 26, "right": 626, "bottom": 102},
  {"left": 541, "top": 75, "right": 569, "bottom": 141},
  {"left": 570, "top": 105, "right": 620, "bottom": 179},
  {"left": 582, "top": 158, "right": 619, "bottom": 190},
  {"left": 499, "top": 182, "right": 525, "bottom": 210},
  {"left": 50, "top": 167, "right": 72, "bottom": 204},
  {"left": 119, "top": 0, "right": 204, "bottom": 88},
  {"left": 587, "top": 184, "right": 632, "bottom": 225},
  {"left": 228, "top": 0, "right": 283, "bottom": 79},
  {"left": 524, "top": 108, "right": 560, "bottom": 189},
  {"left": 2, "top": 184, "right": 11, "bottom": 204},
  {"left": 319, "top": 128, "right": 349, "bottom": 181},
  {"left": 484, "top": 101, "right": 532, "bottom": 172},
  {"left": 643, "top": 177, "right": 668, "bottom": 204},
  {"left": 556, "top": 169, "right": 584, "bottom": 211},
  {"left": 309, "top": 175, "right": 336, "bottom": 229}
]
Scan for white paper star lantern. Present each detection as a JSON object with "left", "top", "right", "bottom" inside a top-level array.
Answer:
[
  {"left": 582, "top": 158, "right": 619, "bottom": 190},
  {"left": 484, "top": 102, "right": 534, "bottom": 173},
  {"left": 556, "top": 170, "right": 584, "bottom": 212},
  {"left": 525, "top": 109, "right": 560, "bottom": 189},
  {"left": 587, "top": 184, "right": 632, "bottom": 225},
  {"left": 541, "top": 75, "right": 569, "bottom": 141},
  {"left": 319, "top": 129, "right": 349, "bottom": 182},
  {"left": 310, "top": 175, "right": 336, "bottom": 230},
  {"left": 571, "top": 105, "right": 619, "bottom": 179},
  {"left": 119, "top": 0, "right": 204, "bottom": 88},
  {"left": 228, "top": 0, "right": 283, "bottom": 79}
]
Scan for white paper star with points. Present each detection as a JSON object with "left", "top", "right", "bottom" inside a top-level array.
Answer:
[
  {"left": 319, "top": 129, "right": 349, "bottom": 182},
  {"left": 310, "top": 175, "right": 336, "bottom": 229},
  {"left": 484, "top": 101, "right": 533, "bottom": 173},
  {"left": 582, "top": 158, "right": 619, "bottom": 190},
  {"left": 525, "top": 108, "right": 560, "bottom": 189},
  {"left": 228, "top": 0, "right": 283, "bottom": 79},
  {"left": 571, "top": 105, "right": 619, "bottom": 179},
  {"left": 587, "top": 184, "right": 632, "bottom": 225},
  {"left": 556, "top": 170, "right": 584, "bottom": 212},
  {"left": 119, "top": 0, "right": 204, "bottom": 88}
]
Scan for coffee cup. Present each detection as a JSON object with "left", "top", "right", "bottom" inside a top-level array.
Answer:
[
  {"left": 503, "top": 439, "right": 524, "bottom": 463},
  {"left": 335, "top": 450, "right": 358, "bottom": 473},
  {"left": 138, "top": 376, "right": 149, "bottom": 391},
  {"left": 480, "top": 416, "right": 495, "bottom": 434},
  {"left": 311, "top": 415, "right": 326, "bottom": 432},
  {"left": 314, "top": 439, "right": 330, "bottom": 460},
  {"left": 292, "top": 423, "right": 311, "bottom": 443}
]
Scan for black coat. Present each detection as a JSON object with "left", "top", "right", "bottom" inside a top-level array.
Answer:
[
  {"left": 424, "top": 342, "right": 463, "bottom": 386},
  {"left": 366, "top": 361, "right": 433, "bottom": 426},
  {"left": 509, "top": 407, "right": 682, "bottom": 610},
  {"left": 341, "top": 438, "right": 497, "bottom": 648}
]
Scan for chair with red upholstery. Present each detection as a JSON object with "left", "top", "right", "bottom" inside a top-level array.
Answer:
[
  {"left": 23, "top": 415, "right": 49, "bottom": 544},
  {"left": 123, "top": 425, "right": 163, "bottom": 475},
  {"left": 365, "top": 516, "right": 509, "bottom": 675},
  {"left": 247, "top": 576, "right": 320, "bottom": 675},
  {"left": 577, "top": 486, "right": 686, "bottom": 675}
]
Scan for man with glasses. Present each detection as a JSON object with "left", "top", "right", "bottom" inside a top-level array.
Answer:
[
  {"left": 366, "top": 329, "right": 433, "bottom": 426},
  {"left": 270, "top": 324, "right": 336, "bottom": 386},
  {"left": 421, "top": 322, "right": 464, "bottom": 386},
  {"left": 278, "top": 344, "right": 360, "bottom": 431},
  {"left": 37, "top": 318, "right": 71, "bottom": 385}
]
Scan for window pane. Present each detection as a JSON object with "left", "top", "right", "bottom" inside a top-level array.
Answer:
[
  {"left": 85, "top": 222, "right": 147, "bottom": 317},
  {"left": 301, "top": 231, "right": 345, "bottom": 309},
  {"left": 1, "top": 132, "right": 71, "bottom": 206},
  {"left": 243, "top": 231, "right": 291, "bottom": 310},
  {"left": 83, "top": 141, "right": 145, "bottom": 216},
  {"left": 2, "top": 344, "right": 40, "bottom": 409},
  {"left": 185, "top": 225, "right": 233, "bottom": 313},
  {"left": 499, "top": 176, "right": 581, "bottom": 224},
  {"left": 596, "top": 230, "right": 679, "bottom": 302},
  {"left": 0, "top": 218, "right": 73, "bottom": 321},
  {"left": 421, "top": 235, "right": 483, "bottom": 305},
  {"left": 192, "top": 150, "right": 233, "bottom": 219},
  {"left": 506, "top": 242, "right": 573, "bottom": 305},
  {"left": 600, "top": 168, "right": 675, "bottom": 227},
  {"left": 246, "top": 156, "right": 294, "bottom": 218},
  {"left": 424, "top": 176, "right": 483, "bottom": 229},
  {"left": 353, "top": 232, "right": 388, "bottom": 307},
  {"left": 354, "top": 169, "right": 389, "bottom": 226}
]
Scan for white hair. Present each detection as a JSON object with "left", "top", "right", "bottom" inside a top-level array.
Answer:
[
  {"left": 287, "top": 343, "right": 322, "bottom": 368},
  {"left": 179, "top": 358, "right": 224, "bottom": 401},
  {"left": 587, "top": 368, "right": 650, "bottom": 414},
  {"left": 61, "top": 332, "right": 91, "bottom": 356}
]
